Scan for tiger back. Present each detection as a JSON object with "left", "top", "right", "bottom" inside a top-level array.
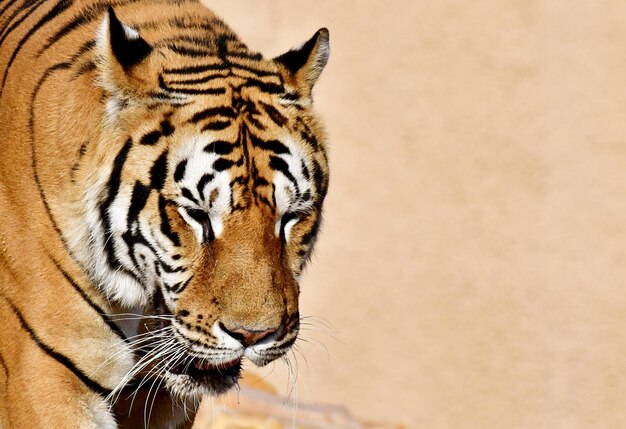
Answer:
[{"left": 0, "top": 1, "right": 329, "bottom": 428}]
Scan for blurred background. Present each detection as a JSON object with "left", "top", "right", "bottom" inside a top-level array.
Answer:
[{"left": 200, "top": 1, "right": 626, "bottom": 428}]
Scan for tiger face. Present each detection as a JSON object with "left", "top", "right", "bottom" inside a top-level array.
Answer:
[{"left": 77, "top": 9, "right": 329, "bottom": 397}]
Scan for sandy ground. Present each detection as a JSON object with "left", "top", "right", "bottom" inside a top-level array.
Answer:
[{"left": 200, "top": 2, "right": 626, "bottom": 428}]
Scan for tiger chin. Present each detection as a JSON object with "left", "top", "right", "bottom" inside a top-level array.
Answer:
[{"left": 0, "top": 1, "right": 329, "bottom": 428}]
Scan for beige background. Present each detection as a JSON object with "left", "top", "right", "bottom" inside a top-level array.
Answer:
[{"left": 203, "top": 1, "right": 626, "bottom": 428}]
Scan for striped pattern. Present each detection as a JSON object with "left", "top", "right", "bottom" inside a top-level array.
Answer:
[{"left": 0, "top": 0, "right": 329, "bottom": 420}]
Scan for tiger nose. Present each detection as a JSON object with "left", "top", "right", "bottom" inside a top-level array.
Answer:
[{"left": 220, "top": 323, "right": 278, "bottom": 347}]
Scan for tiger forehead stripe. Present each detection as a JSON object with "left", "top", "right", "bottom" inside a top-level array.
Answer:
[{"left": 163, "top": 113, "right": 316, "bottom": 223}]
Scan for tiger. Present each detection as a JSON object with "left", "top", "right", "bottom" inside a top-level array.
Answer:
[{"left": 0, "top": 0, "right": 329, "bottom": 428}]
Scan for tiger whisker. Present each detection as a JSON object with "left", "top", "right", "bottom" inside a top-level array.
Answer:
[
  {"left": 143, "top": 348, "right": 186, "bottom": 429},
  {"left": 89, "top": 329, "right": 174, "bottom": 378},
  {"left": 106, "top": 336, "right": 177, "bottom": 406},
  {"left": 126, "top": 344, "right": 183, "bottom": 416},
  {"left": 106, "top": 313, "right": 174, "bottom": 320}
]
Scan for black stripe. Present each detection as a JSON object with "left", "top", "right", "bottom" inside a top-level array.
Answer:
[
  {"left": 259, "top": 102, "right": 288, "bottom": 126},
  {"left": 173, "top": 159, "right": 187, "bottom": 182},
  {"left": 143, "top": 223, "right": 170, "bottom": 257},
  {"left": 279, "top": 212, "right": 298, "bottom": 242},
  {"left": 312, "top": 158, "right": 328, "bottom": 196},
  {"left": 37, "top": 5, "right": 92, "bottom": 57},
  {"left": 30, "top": 63, "right": 73, "bottom": 251},
  {"left": 229, "top": 175, "right": 246, "bottom": 187},
  {"left": 188, "top": 106, "right": 236, "bottom": 124},
  {"left": 184, "top": 208, "right": 214, "bottom": 243},
  {"left": 231, "top": 203, "right": 246, "bottom": 212},
  {"left": 227, "top": 60, "right": 278, "bottom": 78},
  {"left": 300, "top": 215, "right": 321, "bottom": 247},
  {"left": 126, "top": 181, "right": 151, "bottom": 226},
  {"left": 167, "top": 86, "right": 227, "bottom": 95},
  {"left": 1, "top": 0, "right": 74, "bottom": 91},
  {"left": 300, "top": 130, "right": 319, "bottom": 151},
  {"left": 282, "top": 92, "right": 300, "bottom": 102},
  {"left": 154, "top": 15, "right": 224, "bottom": 32},
  {"left": 247, "top": 117, "right": 265, "bottom": 131},
  {"left": 70, "top": 61, "right": 97, "bottom": 80},
  {"left": 145, "top": 91, "right": 189, "bottom": 104},
  {"left": 213, "top": 157, "right": 242, "bottom": 172},
  {"left": 166, "top": 73, "right": 228, "bottom": 86},
  {"left": 271, "top": 184, "right": 277, "bottom": 208},
  {"left": 122, "top": 228, "right": 162, "bottom": 276},
  {"left": 164, "top": 280, "right": 181, "bottom": 292},
  {"left": 166, "top": 44, "right": 212, "bottom": 57},
  {"left": 159, "top": 75, "right": 227, "bottom": 95},
  {"left": 175, "top": 275, "right": 193, "bottom": 293},
  {"left": 163, "top": 64, "right": 227, "bottom": 75},
  {"left": 5, "top": 297, "right": 112, "bottom": 397},
  {"left": 100, "top": 139, "right": 136, "bottom": 275},
  {"left": 204, "top": 140, "right": 235, "bottom": 155},
  {"left": 296, "top": 119, "right": 320, "bottom": 151},
  {"left": 201, "top": 120, "right": 231, "bottom": 131},
  {"left": 155, "top": 35, "right": 210, "bottom": 49},
  {"left": 196, "top": 173, "right": 214, "bottom": 198},
  {"left": 38, "top": 2, "right": 94, "bottom": 54},
  {"left": 258, "top": 195, "right": 273, "bottom": 208},
  {"left": 0, "top": 0, "right": 24, "bottom": 26},
  {"left": 150, "top": 150, "right": 168, "bottom": 190},
  {"left": 300, "top": 160, "right": 310, "bottom": 180},
  {"left": 269, "top": 156, "right": 299, "bottom": 195},
  {"left": 158, "top": 195, "right": 180, "bottom": 246},
  {"left": 238, "top": 124, "right": 253, "bottom": 206},
  {"left": 140, "top": 130, "right": 161, "bottom": 145},
  {"left": 160, "top": 119, "right": 175, "bottom": 136},
  {"left": 253, "top": 176, "right": 269, "bottom": 187},
  {"left": 68, "top": 39, "right": 96, "bottom": 62},
  {"left": 159, "top": 260, "right": 186, "bottom": 274},
  {"left": 239, "top": 79, "right": 284, "bottom": 95},
  {"left": 181, "top": 187, "right": 199, "bottom": 205},
  {"left": 51, "top": 258, "right": 128, "bottom": 342},
  {"left": 0, "top": 350, "right": 8, "bottom": 380},
  {"left": 250, "top": 136, "right": 290, "bottom": 155},
  {"left": 0, "top": 0, "right": 46, "bottom": 50},
  {"left": 154, "top": 35, "right": 211, "bottom": 57},
  {"left": 226, "top": 50, "right": 263, "bottom": 61}
]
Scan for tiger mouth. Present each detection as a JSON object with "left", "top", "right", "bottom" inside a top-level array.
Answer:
[
  {"left": 145, "top": 293, "right": 242, "bottom": 392},
  {"left": 167, "top": 356, "right": 242, "bottom": 382}
]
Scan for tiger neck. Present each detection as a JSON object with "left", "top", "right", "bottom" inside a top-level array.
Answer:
[{"left": 31, "top": 59, "right": 137, "bottom": 308}]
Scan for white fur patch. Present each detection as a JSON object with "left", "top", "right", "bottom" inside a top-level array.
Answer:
[
  {"left": 272, "top": 137, "right": 314, "bottom": 237},
  {"left": 80, "top": 164, "right": 149, "bottom": 307},
  {"left": 87, "top": 394, "right": 118, "bottom": 429},
  {"left": 171, "top": 136, "right": 232, "bottom": 239},
  {"left": 95, "top": 15, "right": 116, "bottom": 95},
  {"left": 212, "top": 321, "right": 246, "bottom": 351},
  {"left": 282, "top": 216, "right": 299, "bottom": 241},
  {"left": 178, "top": 206, "right": 204, "bottom": 242}
]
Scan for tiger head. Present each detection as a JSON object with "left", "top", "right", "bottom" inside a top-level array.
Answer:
[{"left": 79, "top": 8, "right": 329, "bottom": 397}]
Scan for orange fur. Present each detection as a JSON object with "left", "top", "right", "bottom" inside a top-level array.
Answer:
[{"left": 0, "top": 1, "right": 329, "bottom": 428}]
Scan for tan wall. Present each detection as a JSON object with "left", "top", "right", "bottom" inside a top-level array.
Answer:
[{"left": 203, "top": 1, "right": 626, "bottom": 428}]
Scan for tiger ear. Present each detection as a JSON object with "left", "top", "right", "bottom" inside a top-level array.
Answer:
[
  {"left": 274, "top": 28, "right": 329, "bottom": 98},
  {"left": 95, "top": 7, "right": 155, "bottom": 96}
]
